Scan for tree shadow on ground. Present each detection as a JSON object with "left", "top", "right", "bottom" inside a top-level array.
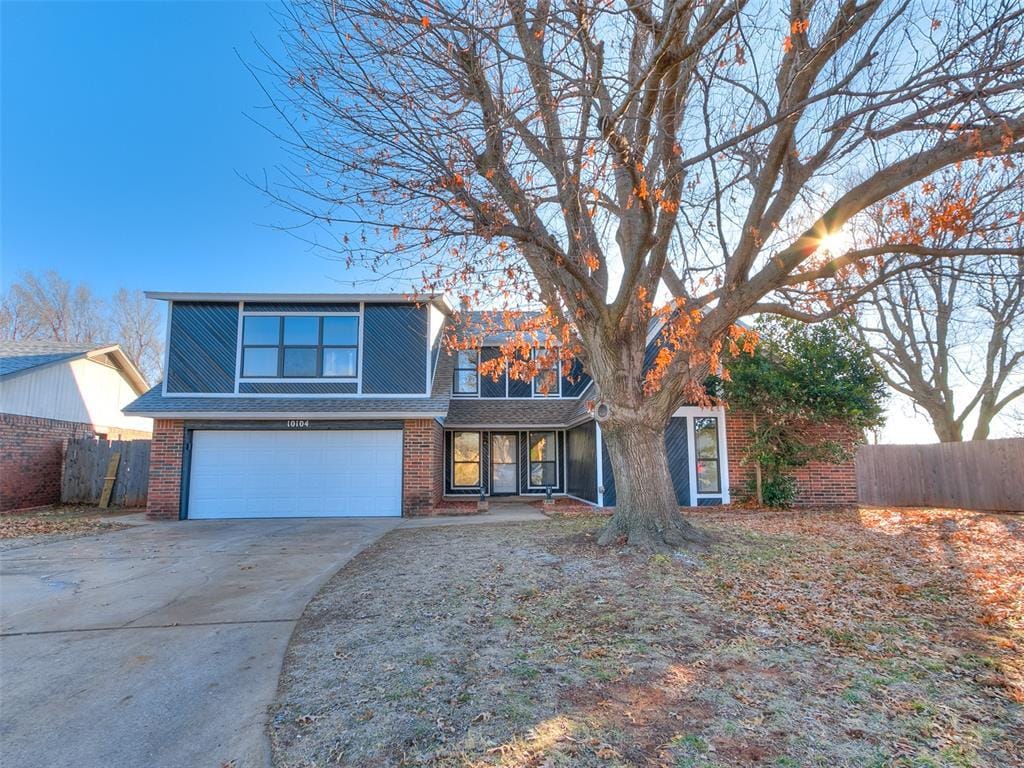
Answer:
[{"left": 270, "top": 507, "right": 1023, "bottom": 768}]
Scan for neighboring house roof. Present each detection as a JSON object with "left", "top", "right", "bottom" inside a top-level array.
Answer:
[
  {"left": 0, "top": 340, "right": 149, "bottom": 394},
  {"left": 123, "top": 385, "right": 449, "bottom": 419}
]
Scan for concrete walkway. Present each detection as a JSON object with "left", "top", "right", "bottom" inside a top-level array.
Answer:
[
  {"left": 0, "top": 509, "right": 549, "bottom": 768},
  {"left": 0, "top": 517, "right": 400, "bottom": 768}
]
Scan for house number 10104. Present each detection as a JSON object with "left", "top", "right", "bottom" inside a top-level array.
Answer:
[{"left": 287, "top": 420, "right": 310, "bottom": 428}]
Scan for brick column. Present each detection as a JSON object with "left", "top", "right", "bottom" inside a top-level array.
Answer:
[
  {"left": 402, "top": 419, "right": 443, "bottom": 516},
  {"left": 147, "top": 419, "right": 184, "bottom": 520}
]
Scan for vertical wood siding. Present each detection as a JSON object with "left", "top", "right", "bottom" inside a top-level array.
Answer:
[{"left": 566, "top": 421, "right": 598, "bottom": 502}]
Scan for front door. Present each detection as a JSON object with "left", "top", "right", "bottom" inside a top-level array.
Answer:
[{"left": 490, "top": 433, "right": 518, "bottom": 495}]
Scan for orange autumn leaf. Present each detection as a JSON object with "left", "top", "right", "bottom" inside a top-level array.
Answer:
[{"left": 420, "top": 16, "right": 430, "bottom": 28}]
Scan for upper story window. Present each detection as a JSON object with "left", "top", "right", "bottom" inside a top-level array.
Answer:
[
  {"left": 532, "top": 351, "right": 560, "bottom": 397},
  {"left": 453, "top": 350, "right": 479, "bottom": 395},
  {"left": 241, "top": 314, "right": 360, "bottom": 379}
]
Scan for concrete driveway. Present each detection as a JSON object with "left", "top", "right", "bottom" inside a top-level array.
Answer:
[{"left": 0, "top": 517, "right": 400, "bottom": 768}]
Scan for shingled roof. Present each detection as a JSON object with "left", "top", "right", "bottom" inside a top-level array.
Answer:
[{"left": 0, "top": 340, "right": 148, "bottom": 393}]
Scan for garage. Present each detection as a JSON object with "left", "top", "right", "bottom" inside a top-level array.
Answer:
[{"left": 186, "top": 429, "right": 403, "bottom": 519}]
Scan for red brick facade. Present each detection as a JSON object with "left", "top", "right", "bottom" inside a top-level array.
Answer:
[
  {"left": 402, "top": 418, "right": 444, "bottom": 516},
  {"left": 0, "top": 413, "right": 150, "bottom": 513},
  {"left": 725, "top": 408, "right": 859, "bottom": 507},
  {"left": 147, "top": 419, "right": 184, "bottom": 520}
]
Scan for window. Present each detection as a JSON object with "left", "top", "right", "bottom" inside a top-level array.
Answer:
[
  {"left": 240, "top": 314, "right": 360, "bottom": 379},
  {"left": 453, "top": 350, "right": 479, "bottom": 395},
  {"left": 452, "top": 431, "right": 481, "bottom": 487},
  {"left": 694, "top": 417, "right": 721, "bottom": 494},
  {"left": 528, "top": 431, "right": 557, "bottom": 488},
  {"left": 532, "top": 351, "right": 560, "bottom": 397}
]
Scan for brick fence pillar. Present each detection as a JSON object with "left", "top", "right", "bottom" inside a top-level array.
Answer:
[{"left": 147, "top": 419, "right": 184, "bottom": 520}]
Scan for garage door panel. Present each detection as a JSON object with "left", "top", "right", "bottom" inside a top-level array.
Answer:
[{"left": 188, "top": 429, "right": 402, "bottom": 519}]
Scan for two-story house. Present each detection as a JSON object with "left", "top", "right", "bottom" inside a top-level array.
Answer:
[{"left": 125, "top": 292, "right": 857, "bottom": 519}]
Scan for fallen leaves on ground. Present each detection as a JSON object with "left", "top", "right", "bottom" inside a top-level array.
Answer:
[
  {"left": 0, "top": 506, "right": 128, "bottom": 541},
  {"left": 271, "top": 507, "right": 1023, "bottom": 768}
]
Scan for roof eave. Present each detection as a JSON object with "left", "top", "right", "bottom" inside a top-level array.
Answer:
[
  {"left": 123, "top": 409, "right": 449, "bottom": 419},
  {"left": 145, "top": 291, "right": 453, "bottom": 315}
]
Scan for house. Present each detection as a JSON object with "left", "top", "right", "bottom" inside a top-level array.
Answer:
[
  {"left": 124, "top": 292, "right": 857, "bottom": 520},
  {"left": 0, "top": 341, "right": 152, "bottom": 512}
]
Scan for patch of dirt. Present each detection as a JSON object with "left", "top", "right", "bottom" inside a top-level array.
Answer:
[
  {"left": 0, "top": 505, "right": 132, "bottom": 549},
  {"left": 270, "top": 509, "right": 1024, "bottom": 767}
]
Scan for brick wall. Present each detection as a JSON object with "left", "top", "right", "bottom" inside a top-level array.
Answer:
[
  {"left": 402, "top": 418, "right": 443, "bottom": 516},
  {"left": 726, "top": 407, "right": 859, "bottom": 507},
  {"left": 0, "top": 413, "right": 98, "bottom": 512},
  {"left": 147, "top": 419, "right": 184, "bottom": 520}
]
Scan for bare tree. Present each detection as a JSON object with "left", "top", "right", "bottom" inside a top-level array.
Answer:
[
  {"left": 0, "top": 273, "right": 164, "bottom": 385},
  {"left": 1, "top": 271, "right": 108, "bottom": 344},
  {"left": 260, "top": 0, "right": 1024, "bottom": 549},
  {"left": 110, "top": 288, "right": 164, "bottom": 386},
  {"left": 853, "top": 164, "right": 1024, "bottom": 441}
]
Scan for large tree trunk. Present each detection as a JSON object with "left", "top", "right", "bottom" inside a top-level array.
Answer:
[{"left": 597, "top": 416, "right": 709, "bottom": 551}]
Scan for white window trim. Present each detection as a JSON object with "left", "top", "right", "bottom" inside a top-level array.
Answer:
[
  {"left": 674, "top": 405, "right": 730, "bottom": 505},
  {"left": 236, "top": 305, "right": 364, "bottom": 386},
  {"left": 452, "top": 349, "right": 480, "bottom": 397},
  {"left": 451, "top": 430, "right": 482, "bottom": 489},
  {"left": 531, "top": 350, "right": 562, "bottom": 398},
  {"left": 526, "top": 430, "right": 559, "bottom": 490}
]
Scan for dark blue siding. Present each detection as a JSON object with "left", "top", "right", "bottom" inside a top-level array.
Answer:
[
  {"left": 600, "top": 416, "right": 693, "bottom": 507},
  {"left": 166, "top": 302, "right": 238, "bottom": 393},
  {"left": 480, "top": 347, "right": 507, "bottom": 398},
  {"left": 566, "top": 421, "right": 597, "bottom": 503},
  {"left": 508, "top": 377, "right": 532, "bottom": 398},
  {"left": 665, "top": 417, "right": 691, "bottom": 505},
  {"left": 362, "top": 304, "right": 428, "bottom": 394},
  {"left": 243, "top": 302, "right": 359, "bottom": 312},
  {"left": 698, "top": 497, "right": 723, "bottom": 506},
  {"left": 239, "top": 382, "right": 358, "bottom": 394},
  {"left": 561, "top": 358, "right": 592, "bottom": 398}
]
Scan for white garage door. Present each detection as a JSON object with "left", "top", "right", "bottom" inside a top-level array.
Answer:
[{"left": 187, "top": 429, "right": 403, "bottom": 519}]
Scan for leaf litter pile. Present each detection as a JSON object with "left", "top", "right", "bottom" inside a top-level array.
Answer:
[
  {"left": 271, "top": 508, "right": 1022, "bottom": 767},
  {"left": 0, "top": 505, "right": 128, "bottom": 547}
]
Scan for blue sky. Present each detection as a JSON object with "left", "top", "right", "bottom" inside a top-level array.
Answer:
[
  {"left": 2, "top": 0, "right": 385, "bottom": 295},
  {"left": 2, "top": 1, "right": 987, "bottom": 442}
]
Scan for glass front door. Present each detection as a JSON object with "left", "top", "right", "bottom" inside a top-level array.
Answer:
[{"left": 490, "top": 433, "right": 518, "bottom": 495}]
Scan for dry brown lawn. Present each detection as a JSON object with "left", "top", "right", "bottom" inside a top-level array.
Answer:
[{"left": 270, "top": 507, "right": 1023, "bottom": 768}]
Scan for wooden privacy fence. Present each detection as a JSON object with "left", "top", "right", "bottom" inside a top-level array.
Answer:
[
  {"left": 61, "top": 437, "right": 151, "bottom": 508},
  {"left": 857, "top": 438, "right": 1024, "bottom": 512}
]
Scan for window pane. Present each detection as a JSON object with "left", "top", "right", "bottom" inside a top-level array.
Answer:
[
  {"left": 695, "top": 418, "right": 719, "bottom": 458},
  {"left": 453, "top": 432, "right": 480, "bottom": 462},
  {"left": 322, "top": 316, "right": 358, "bottom": 345},
  {"left": 322, "top": 348, "right": 357, "bottom": 377},
  {"left": 243, "top": 347, "right": 278, "bottom": 377},
  {"left": 535, "top": 368, "right": 558, "bottom": 395},
  {"left": 457, "top": 350, "right": 478, "bottom": 368},
  {"left": 697, "top": 459, "right": 720, "bottom": 493},
  {"left": 243, "top": 316, "right": 280, "bottom": 345},
  {"left": 455, "top": 369, "right": 478, "bottom": 394},
  {"left": 529, "top": 432, "right": 554, "bottom": 461},
  {"left": 283, "top": 347, "right": 317, "bottom": 377},
  {"left": 284, "top": 316, "right": 319, "bottom": 345},
  {"left": 454, "top": 462, "right": 480, "bottom": 487},
  {"left": 530, "top": 462, "right": 555, "bottom": 487}
]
